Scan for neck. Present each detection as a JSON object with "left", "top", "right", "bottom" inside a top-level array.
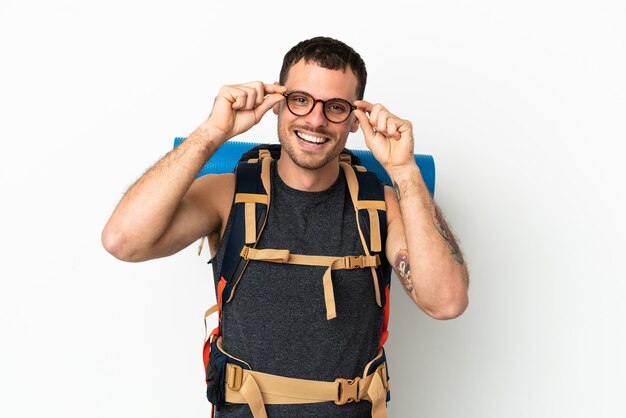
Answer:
[{"left": 276, "top": 157, "right": 340, "bottom": 192}]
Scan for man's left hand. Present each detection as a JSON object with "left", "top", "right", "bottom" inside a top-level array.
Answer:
[{"left": 354, "top": 101, "right": 416, "bottom": 174}]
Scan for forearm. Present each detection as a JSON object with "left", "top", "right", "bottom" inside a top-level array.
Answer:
[
  {"left": 102, "top": 122, "right": 224, "bottom": 260},
  {"left": 352, "top": 101, "right": 468, "bottom": 317},
  {"left": 389, "top": 164, "right": 469, "bottom": 319}
]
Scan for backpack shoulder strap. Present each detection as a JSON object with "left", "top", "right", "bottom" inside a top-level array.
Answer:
[
  {"left": 340, "top": 162, "right": 392, "bottom": 349},
  {"left": 220, "top": 152, "right": 273, "bottom": 304},
  {"left": 340, "top": 162, "right": 389, "bottom": 300},
  {"left": 203, "top": 153, "right": 272, "bottom": 383}
]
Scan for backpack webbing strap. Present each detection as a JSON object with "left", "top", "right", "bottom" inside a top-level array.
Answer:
[
  {"left": 240, "top": 246, "right": 380, "bottom": 320},
  {"left": 355, "top": 200, "right": 386, "bottom": 252},
  {"left": 220, "top": 156, "right": 273, "bottom": 304},
  {"left": 221, "top": 343, "right": 389, "bottom": 418},
  {"left": 235, "top": 193, "right": 269, "bottom": 244},
  {"left": 340, "top": 162, "right": 386, "bottom": 307},
  {"left": 234, "top": 156, "right": 272, "bottom": 245}
]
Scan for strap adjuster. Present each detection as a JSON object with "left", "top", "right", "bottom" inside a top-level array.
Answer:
[
  {"left": 226, "top": 364, "right": 244, "bottom": 391},
  {"left": 240, "top": 246, "right": 250, "bottom": 260},
  {"left": 258, "top": 149, "right": 271, "bottom": 160},
  {"left": 335, "top": 377, "right": 361, "bottom": 405},
  {"left": 339, "top": 153, "right": 352, "bottom": 164}
]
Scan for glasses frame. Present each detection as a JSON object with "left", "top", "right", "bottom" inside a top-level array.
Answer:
[{"left": 282, "top": 91, "right": 357, "bottom": 123}]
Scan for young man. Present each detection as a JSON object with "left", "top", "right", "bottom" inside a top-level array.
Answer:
[{"left": 102, "top": 37, "right": 469, "bottom": 418}]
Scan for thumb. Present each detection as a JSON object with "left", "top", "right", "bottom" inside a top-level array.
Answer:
[
  {"left": 354, "top": 108, "right": 376, "bottom": 141},
  {"left": 254, "top": 92, "right": 285, "bottom": 121}
]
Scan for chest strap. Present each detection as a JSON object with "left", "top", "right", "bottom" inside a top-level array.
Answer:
[
  {"left": 216, "top": 338, "right": 389, "bottom": 418},
  {"left": 240, "top": 246, "right": 380, "bottom": 320}
]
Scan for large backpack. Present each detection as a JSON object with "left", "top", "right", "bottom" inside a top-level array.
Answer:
[
  {"left": 200, "top": 144, "right": 393, "bottom": 417},
  {"left": 173, "top": 138, "right": 436, "bottom": 418}
]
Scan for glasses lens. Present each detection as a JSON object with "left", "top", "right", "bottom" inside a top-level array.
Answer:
[
  {"left": 324, "top": 99, "right": 352, "bottom": 123},
  {"left": 285, "top": 92, "right": 314, "bottom": 116}
]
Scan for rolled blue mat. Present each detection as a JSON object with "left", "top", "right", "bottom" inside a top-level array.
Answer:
[{"left": 173, "top": 138, "right": 435, "bottom": 196}]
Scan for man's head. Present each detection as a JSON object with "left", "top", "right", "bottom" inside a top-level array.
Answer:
[
  {"left": 279, "top": 37, "right": 367, "bottom": 100},
  {"left": 275, "top": 37, "right": 367, "bottom": 172}
]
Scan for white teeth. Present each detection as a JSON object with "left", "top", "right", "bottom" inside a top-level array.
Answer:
[{"left": 297, "top": 131, "right": 327, "bottom": 144}]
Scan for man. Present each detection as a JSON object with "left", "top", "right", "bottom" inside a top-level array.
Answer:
[{"left": 102, "top": 37, "right": 469, "bottom": 418}]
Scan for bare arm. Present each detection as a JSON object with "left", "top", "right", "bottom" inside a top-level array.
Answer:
[
  {"left": 354, "top": 101, "right": 469, "bottom": 319},
  {"left": 102, "top": 82, "right": 287, "bottom": 262}
]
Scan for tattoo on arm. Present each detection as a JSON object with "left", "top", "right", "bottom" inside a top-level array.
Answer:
[
  {"left": 434, "top": 206, "right": 465, "bottom": 265},
  {"left": 394, "top": 249, "right": 413, "bottom": 294}
]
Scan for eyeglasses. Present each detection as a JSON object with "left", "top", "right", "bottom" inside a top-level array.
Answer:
[{"left": 282, "top": 91, "right": 357, "bottom": 123}]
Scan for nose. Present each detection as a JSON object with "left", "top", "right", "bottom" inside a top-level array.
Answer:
[{"left": 303, "top": 100, "right": 328, "bottom": 126}]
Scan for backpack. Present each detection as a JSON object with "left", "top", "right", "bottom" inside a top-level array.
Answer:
[{"left": 170, "top": 137, "right": 435, "bottom": 418}]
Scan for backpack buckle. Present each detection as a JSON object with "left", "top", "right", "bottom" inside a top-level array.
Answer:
[
  {"left": 335, "top": 377, "right": 361, "bottom": 405},
  {"left": 344, "top": 256, "right": 363, "bottom": 269}
]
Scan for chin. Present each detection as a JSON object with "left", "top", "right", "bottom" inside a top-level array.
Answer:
[
  {"left": 279, "top": 138, "right": 345, "bottom": 170},
  {"left": 287, "top": 150, "right": 337, "bottom": 170}
]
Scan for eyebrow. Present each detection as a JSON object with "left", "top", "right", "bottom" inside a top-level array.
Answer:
[{"left": 286, "top": 89, "right": 354, "bottom": 103}]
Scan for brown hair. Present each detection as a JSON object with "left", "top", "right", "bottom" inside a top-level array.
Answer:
[{"left": 279, "top": 36, "right": 367, "bottom": 100}]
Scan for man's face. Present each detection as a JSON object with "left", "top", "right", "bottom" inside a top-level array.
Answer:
[{"left": 275, "top": 60, "right": 360, "bottom": 170}]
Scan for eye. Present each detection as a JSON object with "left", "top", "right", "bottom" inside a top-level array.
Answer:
[
  {"left": 288, "top": 93, "right": 312, "bottom": 107},
  {"left": 326, "top": 100, "right": 349, "bottom": 114}
]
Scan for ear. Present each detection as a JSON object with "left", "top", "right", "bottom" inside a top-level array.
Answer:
[
  {"left": 350, "top": 115, "right": 359, "bottom": 133},
  {"left": 272, "top": 102, "right": 281, "bottom": 115}
]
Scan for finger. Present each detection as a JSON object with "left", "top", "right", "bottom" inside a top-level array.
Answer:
[
  {"left": 369, "top": 105, "right": 382, "bottom": 129},
  {"left": 369, "top": 107, "right": 384, "bottom": 132},
  {"left": 264, "top": 83, "right": 287, "bottom": 95},
  {"left": 244, "top": 82, "right": 263, "bottom": 108},
  {"left": 211, "top": 86, "right": 235, "bottom": 118},
  {"left": 387, "top": 118, "right": 400, "bottom": 140},
  {"left": 377, "top": 111, "right": 388, "bottom": 133},
  {"left": 225, "top": 86, "right": 249, "bottom": 110},
  {"left": 233, "top": 93, "right": 247, "bottom": 110},
  {"left": 238, "top": 86, "right": 257, "bottom": 110},
  {"left": 354, "top": 108, "right": 376, "bottom": 140},
  {"left": 248, "top": 82, "right": 268, "bottom": 107},
  {"left": 253, "top": 93, "right": 286, "bottom": 122},
  {"left": 218, "top": 85, "right": 240, "bottom": 104},
  {"left": 230, "top": 80, "right": 287, "bottom": 111},
  {"left": 354, "top": 100, "right": 374, "bottom": 113}
]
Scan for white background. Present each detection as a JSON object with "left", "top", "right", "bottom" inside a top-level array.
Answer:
[{"left": 1, "top": 0, "right": 625, "bottom": 417}]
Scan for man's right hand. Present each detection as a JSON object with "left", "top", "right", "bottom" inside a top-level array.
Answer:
[{"left": 206, "top": 82, "right": 287, "bottom": 142}]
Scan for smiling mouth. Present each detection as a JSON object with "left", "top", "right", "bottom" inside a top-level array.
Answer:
[{"left": 295, "top": 130, "right": 329, "bottom": 145}]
